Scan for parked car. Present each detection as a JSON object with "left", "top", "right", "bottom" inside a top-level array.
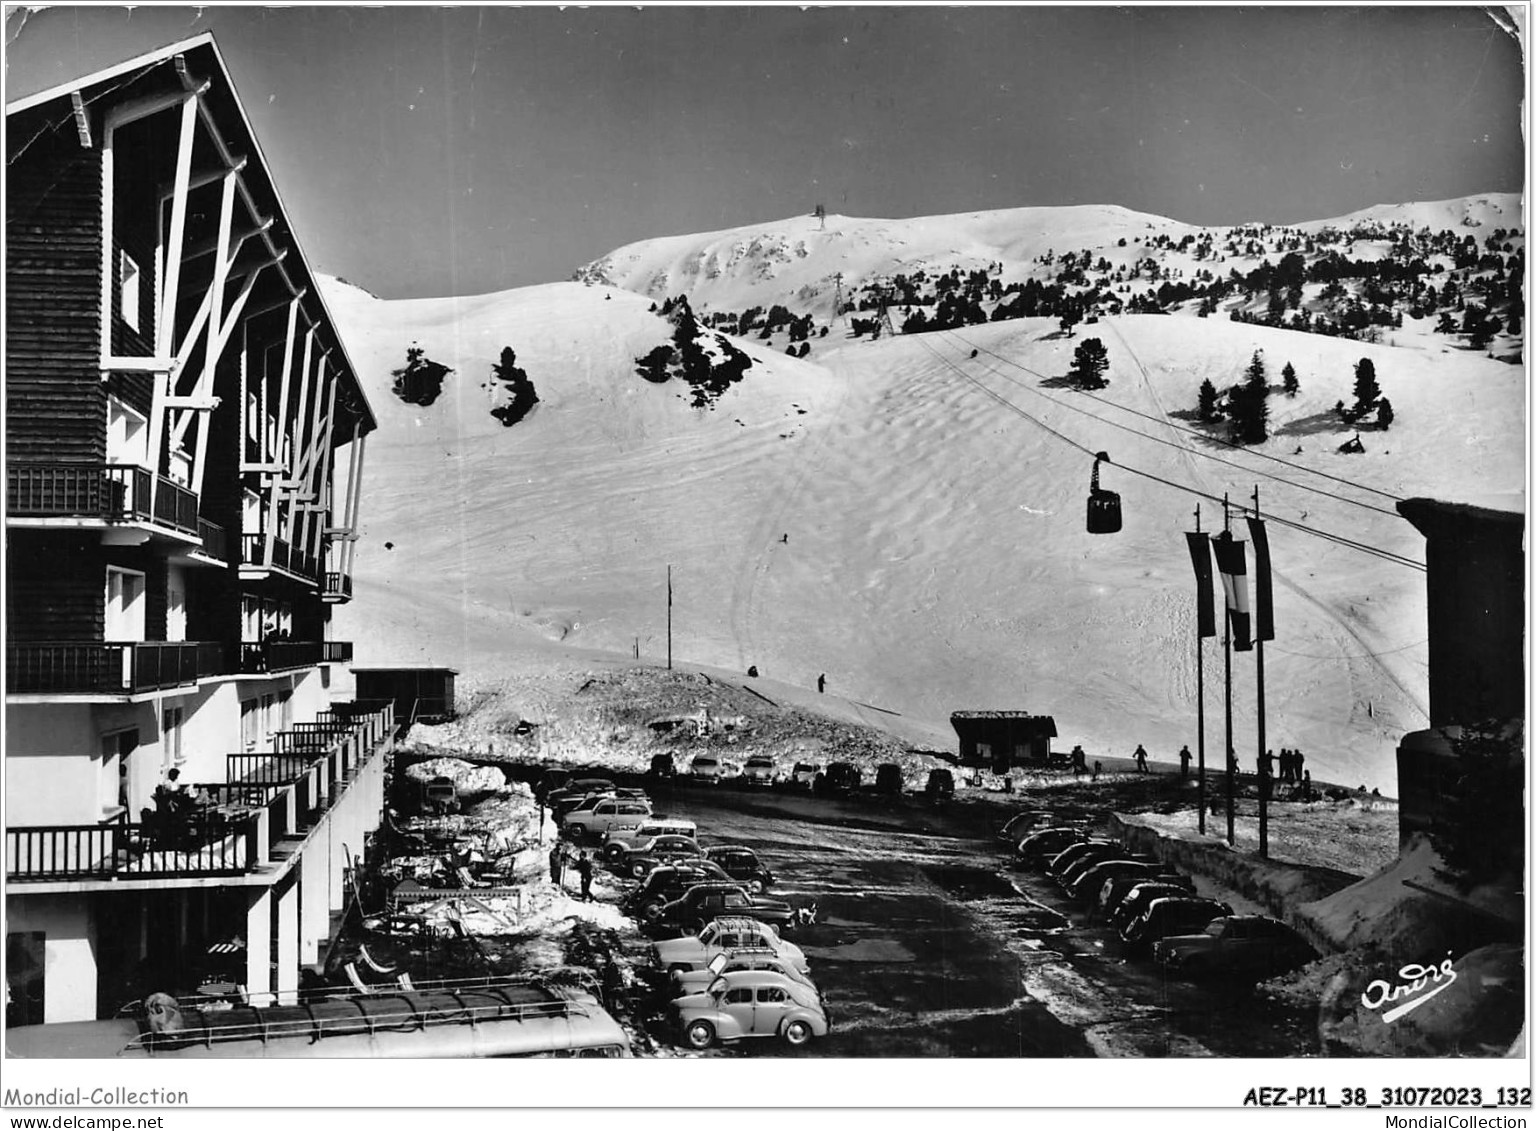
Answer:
[
  {"left": 704, "top": 846, "right": 775, "bottom": 892},
  {"left": 672, "top": 970, "right": 829, "bottom": 1049},
  {"left": 874, "top": 763, "right": 905, "bottom": 796},
  {"left": 671, "top": 948, "right": 818, "bottom": 995},
  {"left": 741, "top": 756, "right": 778, "bottom": 787},
  {"left": 648, "top": 882, "right": 796, "bottom": 934},
  {"left": 655, "top": 916, "right": 809, "bottom": 978},
  {"left": 998, "top": 812, "right": 1044, "bottom": 843},
  {"left": 422, "top": 776, "right": 458, "bottom": 815},
  {"left": 788, "top": 762, "right": 822, "bottom": 790},
  {"left": 1096, "top": 873, "right": 1194, "bottom": 920},
  {"left": 815, "top": 761, "right": 861, "bottom": 797},
  {"left": 532, "top": 768, "right": 571, "bottom": 805},
  {"left": 924, "top": 768, "right": 955, "bottom": 803},
  {"left": 1056, "top": 848, "right": 1144, "bottom": 893},
  {"left": 1108, "top": 881, "right": 1201, "bottom": 934},
  {"left": 1119, "top": 897, "right": 1233, "bottom": 952},
  {"left": 620, "top": 834, "right": 706, "bottom": 878},
  {"left": 601, "top": 818, "right": 699, "bottom": 863},
  {"left": 624, "top": 863, "right": 732, "bottom": 919},
  {"left": 689, "top": 754, "right": 730, "bottom": 783},
  {"left": 1014, "top": 826, "right": 1086, "bottom": 863},
  {"left": 549, "top": 778, "right": 619, "bottom": 818},
  {"left": 1153, "top": 915, "right": 1316, "bottom": 980},
  {"left": 1063, "top": 855, "right": 1159, "bottom": 900},
  {"left": 648, "top": 753, "right": 677, "bottom": 779},
  {"left": 1044, "top": 840, "right": 1120, "bottom": 879},
  {"left": 561, "top": 797, "right": 653, "bottom": 841}
]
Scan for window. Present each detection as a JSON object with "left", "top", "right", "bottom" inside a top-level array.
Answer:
[
  {"left": 756, "top": 987, "right": 788, "bottom": 1004},
  {"left": 723, "top": 988, "right": 753, "bottom": 1004},
  {"left": 120, "top": 251, "right": 141, "bottom": 331},
  {"left": 278, "top": 691, "right": 293, "bottom": 731},
  {"left": 240, "top": 699, "right": 260, "bottom": 752},
  {"left": 723, "top": 894, "right": 749, "bottom": 909},
  {"left": 261, "top": 694, "right": 276, "bottom": 746},
  {"left": 104, "top": 567, "right": 146, "bottom": 642},
  {"left": 161, "top": 707, "right": 184, "bottom": 769},
  {"left": 166, "top": 568, "right": 187, "bottom": 641},
  {"left": 6, "top": 933, "right": 46, "bottom": 1027},
  {"left": 106, "top": 397, "right": 149, "bottom": 467}
]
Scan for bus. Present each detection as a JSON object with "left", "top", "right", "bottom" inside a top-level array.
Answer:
[{"left": 5, "top": 976, "right": 631, "bottom": 1059}]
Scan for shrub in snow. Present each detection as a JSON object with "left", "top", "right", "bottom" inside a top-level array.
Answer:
[
  {"left": 391, "top": 345, "right": 453, "bottom": 407},
  {"left": 1066, "top": 337, "right": 1110, "bottom": 390},
  {"left": 488, "top": 347, "right": 540, "bottom": 427}
]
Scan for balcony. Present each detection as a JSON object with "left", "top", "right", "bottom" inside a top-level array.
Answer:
[
  {"left": 240, "top": 534, "right": 320, "bottom": 583},
  {"left": 238, "top": 640, "right": 323, "bottom": 674},
  {"left": 8, "top": 464, "right": 199, "bottom": 537},
  {"left": 6, "top": 811, "right": 260, "bottom": 881},
  {"left": 196, "top": 518, "right": 230, "bottom": 564},
  {"left": 322, "top": 572, "right": 353, "bottom": 603},
  {"left": 6, "top": 701, "right": 395, "bottom": 884},
  {"left": 7, "top": 641, "right": 226, "bottom": 695},
  {"left": 321, "top": 641, "right": 354, "bottom": 664}
]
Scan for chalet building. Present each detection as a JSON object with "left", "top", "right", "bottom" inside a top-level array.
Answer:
[
  {"left": 951, "top": 711, "right": 1058, "bottom": 771},
  {"left": 5, "top": 35, "right": 390, "bottom": 1025},
  {"left": 1392, "top": 497, "right": 1525, "bottom": 849}
]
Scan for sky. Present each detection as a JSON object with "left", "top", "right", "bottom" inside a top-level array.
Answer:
[{"left": 4, "top": 4, "right": 1526, "bottom": 299}]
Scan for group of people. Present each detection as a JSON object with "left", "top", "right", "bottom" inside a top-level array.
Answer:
[
  {"left": 145, "top": 769, "right": 212, "bottom": 847},
  {"left": 548, "top": 843, "right": 595, "bottom": 901}
]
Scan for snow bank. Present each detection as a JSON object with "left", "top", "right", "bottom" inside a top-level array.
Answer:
[{"left": 402, "top": 757, "right": 508, "bottom": 796}]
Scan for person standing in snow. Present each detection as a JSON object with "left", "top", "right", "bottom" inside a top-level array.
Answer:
[
  {"left": 1133, "top": 745, "right": 1149, "bottom": 773},
  {"left": 817, "top": 673, "right": 826, "bottom": 694},
  {"left": 1293, "top": 749, "right": 1305, "bottom": 781},
  {"left": 549, "top": 844, "right": 564, "bottom": 887},
  {"left": 1178, "top": 745, "right": 1192, "bottom": 777},
  {"left": 577, "top": 852, "right": 594, "bottom": 902}
]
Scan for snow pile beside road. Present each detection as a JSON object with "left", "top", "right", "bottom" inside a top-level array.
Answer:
[{"left": 402, "top": 757, "right": 509, "bottom": 797}]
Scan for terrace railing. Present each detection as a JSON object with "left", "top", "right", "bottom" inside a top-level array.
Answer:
[
  {"left": 322, "top": 573, "right": 353, "bottom": 601},
  {"left": 5, "top": 811, "right": 259, "bottom": 881},
  {"left": 238, "top": 534, "right": 320, "bottom": 582},
  {"left": 197, "top": 519, "right": 229, "bottom": 563},
  {"left": 321, "top": 641, "right": 354, "bottom": 664},
  {"left": 7, "top": 464, "right": 198, "bottom": 536},
  {"left": 7, "top": 641, "right": 225, "bottom": 695},
  {"left": 237, "top": 641, "right": 323, "bottom": 675}
]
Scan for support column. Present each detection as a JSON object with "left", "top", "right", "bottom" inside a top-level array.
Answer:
[
  {"left": 274, "top": 880, "right": 299, "bottom": 1005},
  {"left": 244, "top": 888, "right": 273, "bottom": 999},
  {"left": 299, "top": 840, "right": 329, "bottom": 966}
]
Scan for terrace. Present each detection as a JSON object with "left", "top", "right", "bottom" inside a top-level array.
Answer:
[
  {"left": 239, "top": 534, "right": 321, "bottom": 583},
  {"left": 7, "top": 464, "right": 199, "bottom": 538},
  {"left": 5, "top": 701, "right": 395, "bottom": 884},
  {"left": 7, "top": 641, "right": 227, "bottom": 695}
]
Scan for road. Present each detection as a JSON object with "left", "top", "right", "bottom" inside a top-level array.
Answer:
[{"left": 626, "top": 781, "right": 1318, "bottom": 1058}]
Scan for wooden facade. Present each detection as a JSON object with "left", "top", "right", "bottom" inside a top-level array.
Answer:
[
  {"left": 951, "top": 711, "right": 1059, "bottom": 771},
  {"left": 354, "top": 668, "right": 459, "bottom": 725},
  {"left": 6, "top": 34, "right": 377, "bottom": 689}
]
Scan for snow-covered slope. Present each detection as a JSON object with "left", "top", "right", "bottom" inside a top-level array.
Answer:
[{"left": 324, "top": 196, "right": 1525, "bottom": 794}]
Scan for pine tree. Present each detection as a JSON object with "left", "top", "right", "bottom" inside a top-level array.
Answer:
[
  {"left": 1351, "top": 357, "right": 1381, "bottom": 416},
  {"left": 1229, "top": 351, "right": 1270, "bottom": 444},
  {"left": 1376, "top": 397, "right": 1394, "bottom": 430},
  {"left": 1281, "top": 361, "right": 1299, "bottom": 397},
  {"left": 1196, "top": 378, "right": 1221, "bottom": 422},
  {"left": 1067, "top": 337, "right": 1110, "bottom": 389}
]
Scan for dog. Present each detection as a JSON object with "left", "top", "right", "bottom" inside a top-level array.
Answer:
[{"left": 790, "top": 901, "right": 819, "bottom": 928}]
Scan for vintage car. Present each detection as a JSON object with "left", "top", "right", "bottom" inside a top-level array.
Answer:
[
  {"left": 1119, "top": 897, "right": 1233, "bottom": 952},
  {"left": 1062, "top": 856, "right": 1160, "bottom": 900},
  {"left": 815, "top": 761, "right": 861, "bottom": 797},
  {"left": 1108, "top": 881, "right": 1200, "bottom": 934},
  {"left": 703, "top": 846, "right": 775, "bottom": 892},
  {"left": 1153, "top": 915, "right": 1316, "bottom": 980},
  {"left": 670, "top": 948, "right": 818, "bottom": 995},
  {"left": 788, "top": 762, "right": 822, "bottom": 790},
  {"left": 647, "top": 882, "right": 795, "bottom": 934},
  {"left": 1096, "top": 873, "right": 1194, "bottom": 920},
  {"left": 622, "top": 862, "right": 732, "bottom": 918},
  {"left": 1013, "top": 825, "right": 1085, "bottom": 862},
  {"left": 655, "top": 916, "right": 810, "bottom": 977},
  {"left": 1044, "top": 840, "right": 1122, "bottom": 879},
  {"left": 672, "top": 969, "right": 829, "bottom": 1049},
  {"left": 600, "top": 819, "right": 699, "bottom": 863},
  {"left": 621, "top": 834, "right": 706, "bottom": 878},
  {"left": 924, "top": 768, "right": 956, "bottom": 802},
  {"left": 560, "top": 797, "right": 653, "bottom": 841},
  {"left": 741, "top": 756, "right": 779, "bottom": 786},
  {"left": 689, "top": 754, "right": 733, "bottom": 783}
]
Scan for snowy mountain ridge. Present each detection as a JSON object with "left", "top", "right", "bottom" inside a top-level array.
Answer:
[{"left": 324, "top": 193, "right": 1525, "bottom": 794}]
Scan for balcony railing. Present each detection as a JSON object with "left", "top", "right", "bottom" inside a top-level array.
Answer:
[
  {"left": 7, "top": 641, "right": 226, "bottom": 695},
  {"left": 239, "top": 534, "right": 320, "bottom": 582},
  {"left": 197, "top": 519, "right": 229, "bottom": 563},
  {"left": 6, "top": 701, "right": 396, "bottom": 884},
  {"left": 321, "top": 641, "right": 354, "bottom": 664},
  {"left": 5, "top": 811, "right": 259, "bottom": 881},
  {"left": 322, "top": 573, "right": 353, "bottom": 601},
  {"left": 238, "top": 640, "right": 323, "bottom": 674},
  {"left": 7, "top": 464, "right": 198, "bottom": 536}
]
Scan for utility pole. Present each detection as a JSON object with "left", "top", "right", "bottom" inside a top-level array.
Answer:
[
  {"left": 666, "top": 565, "right": 673, "bottom": 671},
  {"left": 873, "top": 281, "right": 896, "bottom": 340},
  {"left": 1194, "top": 504, "right": 1207, "bottom": 835},
  {"left": 1223, "top": 494, "right": 1235, "bottom": 847},
  {"left": 831, "top": 272, "right": 844, "bottom": 327},
  {"left": 1252, "top": 486, "right": 1269, "bottom": 859}
]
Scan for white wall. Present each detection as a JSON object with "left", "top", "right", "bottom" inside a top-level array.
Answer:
[
  {"left": 6, "top": 706, "right": 118, "bottom": 825},
  {"left": 7, "top": 894, "right": 96, "bottom": 1024}
]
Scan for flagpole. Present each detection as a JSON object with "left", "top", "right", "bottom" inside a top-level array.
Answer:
[
  {"left": 1223, "top": 495, "right": 1235, "bottom": 847},
  {"left": 1252, "top": 488, "right": 1269, "bottom": 859},
  {"left": 1195, "top": 505, "right": 1206, "bottom": 835},
  {"left": 667, "top": 565, "right": 673, "bottom": 671}
]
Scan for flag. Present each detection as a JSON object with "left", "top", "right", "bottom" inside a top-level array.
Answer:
[
  {"left": 1246, "top": 516, "right": 1274, "bottom": 642},
  {"left": 1212, "top": 531, "right": 1252, "bottom": 652},
  {"left": 1185, "top": 532, "right": 1216, "bottom": 638}
]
